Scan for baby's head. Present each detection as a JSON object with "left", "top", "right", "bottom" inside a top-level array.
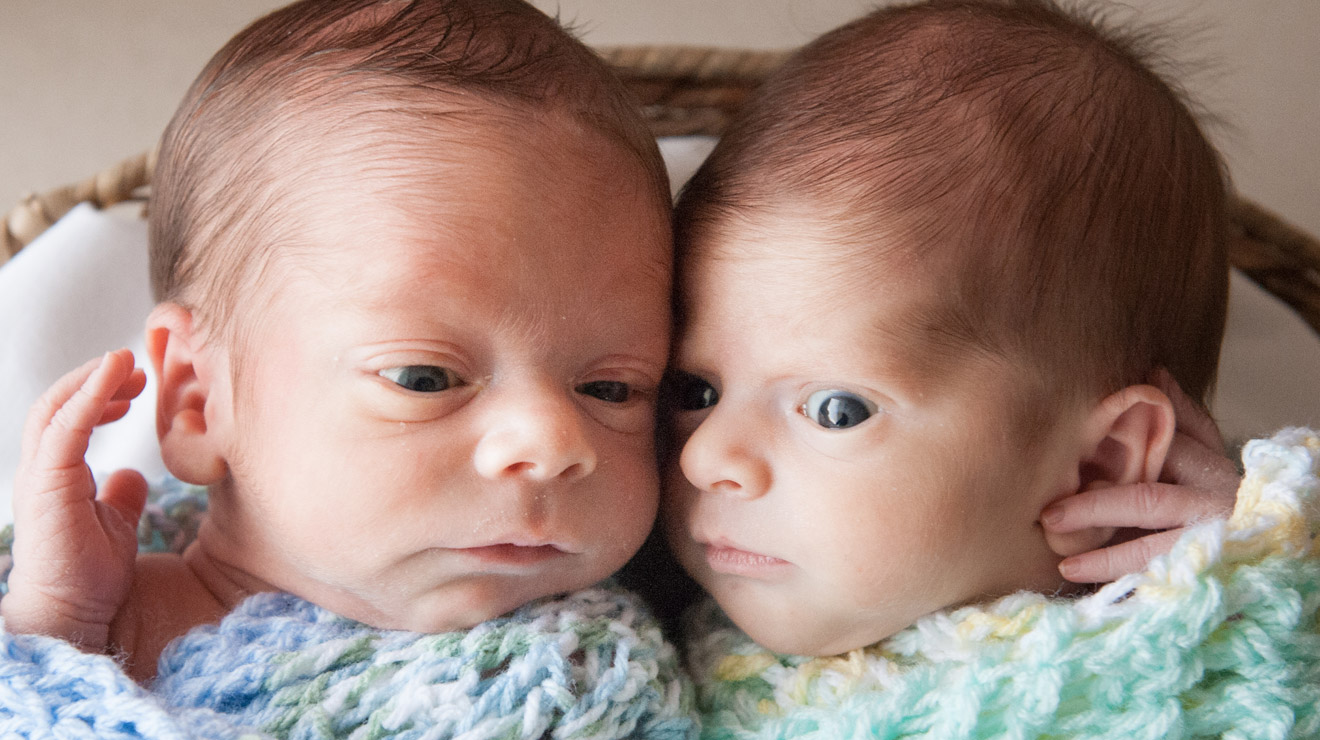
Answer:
[
  {"left": 664, "top": 0, "right": 1227, "bottom": 655},
  {"left": 144, "top": 0, "right": 672, "bottom": 631}
]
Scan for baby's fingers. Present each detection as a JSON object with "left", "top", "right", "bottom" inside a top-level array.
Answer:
[
  {"left": 1161, "top": 430, "right": 1240, "bottom": 495},
  {"left": 1150, "top": 367, "right": 1225, "bottom": 454},
  {"left": 95, "top": 368, "right": 147, "bottom": 426},
  {"left": 110, "top": 364, "right": 148, "bottom": 399},
  {"left": 1041, "top": 482, "right": 1232, "bottom": 534},
  {"left": 1058, "top": 528, "right": 1183, "bottom": 583},
  {"left": 21, "top": 350, "right": 140, "bottom": 473},
  {"left": 21, "top": 356, "right": 103, "bottom": 458}
]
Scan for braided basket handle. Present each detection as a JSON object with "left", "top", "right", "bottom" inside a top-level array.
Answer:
[
  {"left": 3, "top": 149, "right": 156, "bottom": 261},
  {"left": 1228, "top": 198, "right": 1320, "bottom": 335}
]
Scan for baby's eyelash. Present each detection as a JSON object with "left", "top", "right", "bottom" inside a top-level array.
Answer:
[
  {"left": 379, "top": 365, "right": 464, "bottom": 393},
  {"left": 663, "top": 371, "right": 719, "bottom": 411},
  {"left": 576, "top": 380, "right": 633, "bottom": 404}
]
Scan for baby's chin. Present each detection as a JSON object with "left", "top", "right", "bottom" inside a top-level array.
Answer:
[
  {"left": 739, "top": 618, "right": 904, "bottom": 657},
  {"left": 311, "top": 570, "right": 607, "bottom": 634},
  {"left": 709, "top": 597, "right": 892, "bottom": 657}
]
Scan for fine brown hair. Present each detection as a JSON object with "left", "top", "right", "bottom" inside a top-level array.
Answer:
[
  {"left": 150, "top": 0, "right": 667, "bottom": 344},
  {"left": 676, "top": 0, "right": 1228, "bottom": 408}
]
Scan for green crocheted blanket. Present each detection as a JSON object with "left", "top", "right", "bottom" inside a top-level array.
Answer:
[{"left": 685, "top": 428, "right": 1320, "bottom": 740}]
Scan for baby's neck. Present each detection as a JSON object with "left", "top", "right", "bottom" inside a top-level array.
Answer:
[{"left": 181, "top": 536, "right": 274, "bottom": 611}]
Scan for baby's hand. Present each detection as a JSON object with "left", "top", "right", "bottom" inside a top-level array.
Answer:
[
  {"left": 2, "top": 350, "right": 149, "bottom": 649},
  {"left": 1043, "top": 369, "right": 1240, "bottom": 583}
]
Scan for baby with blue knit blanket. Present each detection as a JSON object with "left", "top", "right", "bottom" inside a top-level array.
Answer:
[
  {"left": 0, "top": 0, "right": 695, "bottom": 737},
  {"left": 660, "top": 0, "right": 1317, "bottom": 737}
]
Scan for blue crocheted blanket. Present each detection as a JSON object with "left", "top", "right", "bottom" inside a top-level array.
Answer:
[
  {"left": 685, "top": 428, "right": 1320, "bottom": 740},
  {"left": 0, "top": 579, "right": 696, "bottom": 739}
]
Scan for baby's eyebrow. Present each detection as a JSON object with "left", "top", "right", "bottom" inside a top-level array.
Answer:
[
  {"left": 322, "top": 257, "right": 461, "bottom": 313},
  {"left": 857, "top": 300, "right": 1005, "bottom": 390}
]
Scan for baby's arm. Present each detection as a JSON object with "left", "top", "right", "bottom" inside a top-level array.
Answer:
[
  {"left": 1042, "top": 369, "right": 1240, "bottom": 583},
  {"left": 2, "top": 350, "right": 149, "bottom": 649}
]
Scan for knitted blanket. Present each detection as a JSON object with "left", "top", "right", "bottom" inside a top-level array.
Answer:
[
  {"left": 0, "top": 581, "right": 697, "bottom": 739},
  {"left": 685, "top": 428, "right": 1320, "bottom": 740}
]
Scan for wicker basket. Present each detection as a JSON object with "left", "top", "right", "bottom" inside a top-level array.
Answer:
[{"left": 5, "top": 45, "right": 1319, "bottom": 336}]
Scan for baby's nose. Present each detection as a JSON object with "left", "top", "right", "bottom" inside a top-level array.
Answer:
[
  {"left": 678, "top": 406, "right": 770, "bottom": 498},
  {"left": 472, "top": 391, "right": 596, "bottom": 482}
]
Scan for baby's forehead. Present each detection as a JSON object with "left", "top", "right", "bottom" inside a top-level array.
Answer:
[
  {"left": 679, "top": 206, "right": 1001, "bottom": 362},
  {"left": 215, "top": 111, "right": 663, "bottom": 307},
  {"left": 681, "top": 204, "right": 941, "bottom": 287},
  {"left": 261, "top": 102, "right": 659, "bottom": 228}
]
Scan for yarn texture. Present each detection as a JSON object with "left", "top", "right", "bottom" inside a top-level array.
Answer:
[
  {"left": 686, "top": 428, "right": 1320, "bottom": 740},
  {"left": 1, "top": 476, "right": 696, "bottom": 738},
  {"left": 0, "top": 581, "right": 696, "bottom": 739},
  {"left": 157, "top": 585, "right": 696, "bottom": 739}
]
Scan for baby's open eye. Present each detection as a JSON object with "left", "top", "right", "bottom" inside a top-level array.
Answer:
[
  {"left": 665, "top": 371, "right": 719, "bottom": 411},
  {"left": 801, "top": 389, "right": 876, "bottom": 429},
  {"left": 576, "top": 380, "right": 632, "bottom": 404},
  {"left": 379, "top": 365, "right": 463, "bottom": 393}
]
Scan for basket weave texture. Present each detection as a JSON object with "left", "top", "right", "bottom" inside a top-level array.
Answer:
[{"left": 5, "top": 45, "right": 1319, "bottom": 335}]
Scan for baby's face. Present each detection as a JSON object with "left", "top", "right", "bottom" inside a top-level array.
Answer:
[
  {"left": 205, "top": 117, "right": 670, "bottom": 632},
  {"left": 663, "top": 216, "right": 1080, "bottom": 656}
]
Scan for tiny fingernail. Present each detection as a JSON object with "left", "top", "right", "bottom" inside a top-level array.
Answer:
[
  {"left": 1057, "top": 558, "right": 1077, "bottom": 579},
  {"left": 1040, "top": 506, "right": 1063, "bottom": 527}
]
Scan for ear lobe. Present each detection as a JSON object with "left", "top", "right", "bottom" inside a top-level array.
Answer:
[
  {"left": 1043, "top": 384, "right": 1176, "bottom": 557},
  {"left": 145, "top": 303, "right": 229, "bottom": 485}
]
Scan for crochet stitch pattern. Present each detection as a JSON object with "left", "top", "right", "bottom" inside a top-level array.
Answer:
[
  {"left": 686, "top": 428, "right": 1320, "bottom": 740},
  {"left": 1, "top": 583, "right": 696, "bottom": 739},
  {"left": 0, "top": 482, "right": 696, "bottom": 738}
]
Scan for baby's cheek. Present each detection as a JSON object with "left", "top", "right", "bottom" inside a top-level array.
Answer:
[{"left": 585, "top": 446, "right": 659, "bottom": 556}]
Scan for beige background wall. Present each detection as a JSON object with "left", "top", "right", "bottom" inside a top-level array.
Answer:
[{"left": 1, "top": 0, "right": 1317, "bottom": 438}]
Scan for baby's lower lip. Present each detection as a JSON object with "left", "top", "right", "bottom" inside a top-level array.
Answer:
[
  {"left": 704, "top": 545, "right": 790, "bottom": 576},
  {"left": 460, "top": 544, "right": 565, "bottom": 566}
]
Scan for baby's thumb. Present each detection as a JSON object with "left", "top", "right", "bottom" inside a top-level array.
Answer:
[{"left": 99, "top": 468, "right": 149, "bottom": 526}]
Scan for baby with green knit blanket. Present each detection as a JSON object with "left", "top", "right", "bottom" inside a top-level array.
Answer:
[
  {"left": 0, "top": 1, "right": 694, "bottom": 737},
  {"left": 661, "top": 0, "right": 1316, "bottom": 736}
]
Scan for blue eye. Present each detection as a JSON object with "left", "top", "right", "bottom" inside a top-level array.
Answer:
[
  {"left": 379, "top": 365, "right": 462, "bottom": 393},
  {"left": 666, "top": 371, "right": 718, "bottom": 411},
  {"left": 802, "top": 390, "right": 876, "bottom": 429},
  {"left": 577, "top": 380, "right": 632, "bottom": 403}
]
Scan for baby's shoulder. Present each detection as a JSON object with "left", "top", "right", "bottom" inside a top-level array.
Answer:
[{"left": 110, "top": 552, "right": 227, "bottom": 683}]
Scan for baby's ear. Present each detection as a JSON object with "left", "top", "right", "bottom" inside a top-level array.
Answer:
[
  {"left": 1077, "top": 384, "right": 1176, "bottom": 490},
  {"left": 145, "top": 303, "right": 229, "bottom": 485},
  {"left": 1043, "top": 384, "right": 1176, "bottom": 557}
]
